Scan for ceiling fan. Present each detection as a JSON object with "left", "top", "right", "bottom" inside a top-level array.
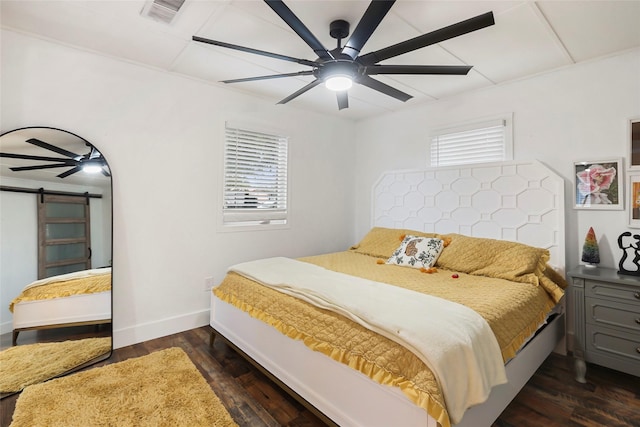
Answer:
[
  {"left": 0, "top": 138, "right": 110, "bottom": 179},
  {"left": 193, "top": 0, "right": 494, "bottom": 110}
]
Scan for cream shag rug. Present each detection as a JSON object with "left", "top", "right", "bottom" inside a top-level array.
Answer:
[
  {"left": 0, "top": 337, "right": 112, "bottom": 393},
  {"left": 9, "top": 347, "right": 238, "bottom": 427}
]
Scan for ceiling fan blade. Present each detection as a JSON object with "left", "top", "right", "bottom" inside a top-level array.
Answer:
[
  {"left": 336, "top": 91, "right": 349, "bottom": 110},
  {"left": 342, "top": 0, "right": 395, "bottom": 59},
  {"left": 264, "top": 0, "right": 333, "bottom": 61},
  {"left": 222, "top": 70, "right": 315, "bottom": 84},
  {"left": 57, "top": 166, "right": 82, "bottom": 178},
  {"left": 277, "top": 79, "right": 322, "bottom": 104},
  {"left": 25, "top": 138, "right": 81, "bottom": 158},
  {"left": 357, "top": 75, "right": 412, "bottom": 102},
  {"left": 358, "top": 11, "right": 495, "bottom": 65},
  {"left": 10, "top": 163, "right": 74, "bottom": 172},
  {"left": 0, "top": 152, "right": 74, "bottom": 162},
  {"left": 365, "top": 64, "right": 472, "bottom": 75},
  {"left": 192, "top": 36, "right": 318, "bottom": 67}
]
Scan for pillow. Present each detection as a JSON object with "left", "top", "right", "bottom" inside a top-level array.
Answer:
[
  {"left": 538, "top": 274, "right": 565, "bottom": 304},
  {"left": 435, "top": 233, "right": 549, "bottom": 286},
  {"left": 538, "top": 265, "right": 567, "bottom": 303},
  {"left": 542, "top": 264, "right": 568, "bottom": 289},
  {"left": 387, "top": 235, "right": 444, "bottom": 269},
  {"left": 350, "top": 227, "right": 440, "bottom": 258}
]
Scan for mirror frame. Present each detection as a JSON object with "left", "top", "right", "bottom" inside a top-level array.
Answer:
[{"left": 0, "top": 126, "right": 113, "bottom": 398}]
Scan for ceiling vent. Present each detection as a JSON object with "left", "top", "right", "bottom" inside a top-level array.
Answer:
[{"left": 140, "top": 0, "right": 186, "bottom": 25}]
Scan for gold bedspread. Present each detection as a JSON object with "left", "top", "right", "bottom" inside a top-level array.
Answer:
[
  {"left": 214, "top": 250, "right": 560, "bottom": 427},
  {"left": 9, "top": 274, "right": 111, "bottom": 313}
]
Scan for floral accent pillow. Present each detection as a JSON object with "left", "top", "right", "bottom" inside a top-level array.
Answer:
[
  {"left": 387, "top": 235, "right": 444, "bottom": 269},
  {"left": 350, "top": 227, "right": 440, "bottom": 258}
]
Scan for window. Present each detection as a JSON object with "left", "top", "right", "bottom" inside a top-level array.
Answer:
[
  {"left": 430, "top": 116, "right": 512, "bottom": 167},
  {"left": 223, "top": 124, "right": 288, "bottom": 227}
]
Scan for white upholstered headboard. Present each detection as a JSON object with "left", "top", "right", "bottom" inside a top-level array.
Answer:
[{"left": 372, "top": 161, "right": 565, "bottom": 272}]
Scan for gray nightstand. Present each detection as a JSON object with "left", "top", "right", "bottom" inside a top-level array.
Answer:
[{"left": 568, "top": 266, "right": 640, "bottom": 382}]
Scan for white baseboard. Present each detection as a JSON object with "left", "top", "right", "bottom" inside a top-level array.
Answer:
[
  {"left": 112, "top": 309, "right": 210, "bottom": 349},
  {"left": 0, "top": 320, "right": 12, "bottom": 336}
]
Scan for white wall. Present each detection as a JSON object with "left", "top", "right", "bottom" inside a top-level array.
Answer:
[
  {"left": 0, "top": 188, "right": 36, "bottom": 333},
  {"left": 1, "top": 29, "right": 357, "bottom": 348},
  {"left": 354, "top": 48, "right": 640, "bottom": 273}
]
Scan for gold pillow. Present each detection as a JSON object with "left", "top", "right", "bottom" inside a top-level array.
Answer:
[
  {"left": 542, "top": 265, "right": 568, "bottom": 289},
  {"left": 539, "top": 275, "right": 565, "bottom": 304},
  {"left": 350, "top": 227, "right": 440, "bottom": 258},
  {"left": 435, "top": 233, "right": 549, "bottom": 286},
  {"left": 537, "top": 265, "right": 567, "bottom": 304}
]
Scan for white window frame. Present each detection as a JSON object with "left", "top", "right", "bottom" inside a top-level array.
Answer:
[
  {"left": 430, "top": 114, "right": 513, "bottom": 167},
  {"left": 221, "top": 122, "right": 289, "bottom": 229}
]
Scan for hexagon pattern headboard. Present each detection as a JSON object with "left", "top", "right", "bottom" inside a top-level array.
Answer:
[{"left": 372, "top": 161, "right": 565, "bottom": 271}]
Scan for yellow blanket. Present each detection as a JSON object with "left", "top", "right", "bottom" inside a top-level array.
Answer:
[
  {"left": 230, "top": 256, "right": 507, "bottom": 424},
  {"left": 214, "top": 250, "right": 560, "bottom": 427},
  {"left": 9, "top": 271, "right": 111, "bottom": 313}
]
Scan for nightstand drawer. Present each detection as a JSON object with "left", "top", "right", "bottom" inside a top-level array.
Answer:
[
  {"left": 585, "top": 280, "right": 640, "bottom": 306},
  {"left": 585, "top": 324, "right": 640, "bottom": 375},
  {"left": 569, "top": 266, "right": 640, "bottom": 378},
  {"left": 585, "top": 297, "right": 640, "bottom": 333}
]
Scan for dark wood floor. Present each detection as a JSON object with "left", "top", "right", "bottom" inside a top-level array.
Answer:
[
  {"left": 0, "top": 324, "right": 112, "bottom": 350},
  {"left": 2, "top": 326, "right": 639, "bottom": 427}
]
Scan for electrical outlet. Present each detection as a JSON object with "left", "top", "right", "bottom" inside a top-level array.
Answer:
[{"left": 204, "top": 276, "right": 215, "bottom": 292}]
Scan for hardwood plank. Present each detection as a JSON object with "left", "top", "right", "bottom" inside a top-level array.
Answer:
[
  {"left": 2, "top": 326, "right": 639, "bottom": 427},
  {"left": 237, "top": 371, "right": 304, "bottom": 425}
]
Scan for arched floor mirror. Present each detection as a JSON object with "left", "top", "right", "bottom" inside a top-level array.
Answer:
[{"left": 0, "top": 127, "right": 112, "bottom": 398}]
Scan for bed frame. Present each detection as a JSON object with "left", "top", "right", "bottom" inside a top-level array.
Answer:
[
  {"left": 210, "top": 160, "right": 566, "bottom": 426},
  {"left": 12, "top": 291, "right": 111, "bottom": 345}
]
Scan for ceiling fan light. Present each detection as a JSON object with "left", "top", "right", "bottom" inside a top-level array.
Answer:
[
  {"left": 325, "top": 75, "right": 353, "bottom": 91},
  {"left": 82, "top": 163, "right": 102, "bottom": 174}
]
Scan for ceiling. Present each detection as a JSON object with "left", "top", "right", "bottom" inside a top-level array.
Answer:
[
  {"left": 1, "top": 1, "right": 639, "bottom": 121},
  {"left": 0, "top": 128, "right": 111, "bottom": 189}
]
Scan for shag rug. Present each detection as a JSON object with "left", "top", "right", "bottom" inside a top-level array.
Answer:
[
  {"left": 9, "top": 347, "right": 238, "bottom": 427},
  {"left": 0, "top": 337, "right": 112, "bottom": 393}
]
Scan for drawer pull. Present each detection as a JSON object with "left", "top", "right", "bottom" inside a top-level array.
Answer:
[
  {"left": 637, "top": 318, "right": 640, "bottom": 324},
  {"left": 637, "top": 347, "right": 640, "bottom": 354},
  {"left": 635, "top": 292, "right": 640, "bottom": 299}
]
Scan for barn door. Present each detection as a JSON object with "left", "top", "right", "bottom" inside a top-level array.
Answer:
[{"left": 38, "top": 194, "right": 91, "bottom": 278}]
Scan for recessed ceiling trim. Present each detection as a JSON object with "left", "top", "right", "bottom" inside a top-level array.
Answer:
[{"left": 529, "top": 2, "right": 575, "bottom": 64}]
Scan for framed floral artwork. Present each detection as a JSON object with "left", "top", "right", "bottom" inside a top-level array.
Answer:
[
  {"left": 628, "top": 172, "right": 640, "bottom": 227},
  {"left": 574, "top": 159, "right": 623, "bottom": 210}
]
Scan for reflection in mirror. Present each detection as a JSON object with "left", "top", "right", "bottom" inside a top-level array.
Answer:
[
  {"left": 0, "top": 127, "right": 112, "bottom": 398},
  {"left": 632, "top": 119, "right": 640, "bottom": 167}
]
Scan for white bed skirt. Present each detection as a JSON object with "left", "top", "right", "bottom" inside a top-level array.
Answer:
[
  {"left": 12, "top": 291, "right": 111, "bottom": 330},
  {"left": 211, "top": 293, "right": 565, "bottom": 427}
]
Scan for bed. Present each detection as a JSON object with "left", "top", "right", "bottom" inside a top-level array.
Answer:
[
  {"left": 9, "top": 267, "right": 112, "bottom": 345},
  {"left": 210, "top": 160, "right": 566, "bottom": 427}
]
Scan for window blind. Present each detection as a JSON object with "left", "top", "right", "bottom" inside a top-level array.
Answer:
[
  {"left": 430, "top": 120, "right": 507, "bottom": 167},
  {"left": 223, "top": 125, "right": 288, "bottom": 225}
]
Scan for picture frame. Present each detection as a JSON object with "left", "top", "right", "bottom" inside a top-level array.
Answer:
[
  {"left": 628, "top": 117, "right": 640, "bottom": 170},
  {"left": 573, "top": 159, "right": 623, "bottom": 210},
  {"left": 628, "top": 171, "right": 640, "bottom": 227}
]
